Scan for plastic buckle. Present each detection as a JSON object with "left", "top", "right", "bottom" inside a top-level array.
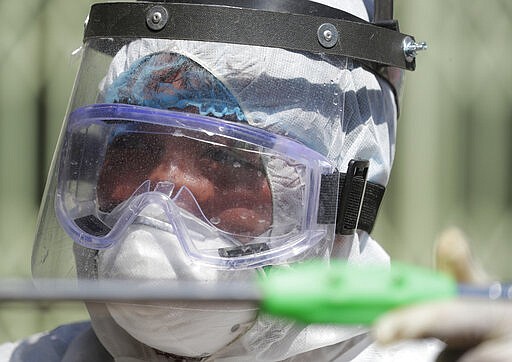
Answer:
[{"left": 336, "top": 159, "right": 370, "bottom": 235}]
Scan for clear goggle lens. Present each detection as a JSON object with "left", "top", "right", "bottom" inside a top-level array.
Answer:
[{"left": 56, "top": 104, "right": 335, "bottom": 267}]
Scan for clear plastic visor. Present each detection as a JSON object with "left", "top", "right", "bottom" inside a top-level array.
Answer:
[{"left": 56, "top": 103, "right": 335, "bottom": 268}]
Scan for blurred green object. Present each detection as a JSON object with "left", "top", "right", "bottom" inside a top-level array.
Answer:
[{"left": 260, "top": 261, "right": 457, "bottom": 325}]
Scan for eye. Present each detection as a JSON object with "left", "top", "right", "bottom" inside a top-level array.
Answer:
[
  {"left": 203, "top": 146, "right": 243, "bottom": 166},
  {"left": 207, "top": 148, "right": 232, "bottom": 163},
  {"left": 201, "top": 144, "right": 265, "bottom": 173}
]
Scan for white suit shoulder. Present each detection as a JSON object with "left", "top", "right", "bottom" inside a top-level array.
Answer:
[{"left": 0, "top": 321, "right": 112, "bottom": 362}]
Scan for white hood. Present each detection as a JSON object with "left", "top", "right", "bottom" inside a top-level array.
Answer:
[{"left": 85, "top": 0, "right": 400, "bottom": 360}]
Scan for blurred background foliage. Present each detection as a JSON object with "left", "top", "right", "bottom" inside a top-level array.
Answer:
[{"left": 0, "top": 0, "right": 511, "bottom": 344}]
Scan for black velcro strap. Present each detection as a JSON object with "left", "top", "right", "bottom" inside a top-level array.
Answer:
[
  {"left": 317, "top": 160, "right": 385, "bottom": 235},
  {"left": 317, "top": 173, "right": 339, "bottom": 224},
  {"left": 352, "top": 179, "right": 385, "bottom": 234}
]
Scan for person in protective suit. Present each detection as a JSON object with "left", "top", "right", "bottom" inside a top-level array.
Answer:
[{"left": 1, "top": 0, "right": 440, "bottom": 361}]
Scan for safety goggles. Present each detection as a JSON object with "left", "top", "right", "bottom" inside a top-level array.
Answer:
[{"left": 55, "top": 103, "right": 338, "bottom": 269}]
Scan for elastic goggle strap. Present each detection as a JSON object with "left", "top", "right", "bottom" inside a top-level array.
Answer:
[{"left": 318, "top": 159, "right": 385, "bottom": 235}]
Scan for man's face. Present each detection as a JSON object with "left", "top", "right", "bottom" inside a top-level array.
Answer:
[{"left": 96, "top": 126, "right": 273, "bottom": 238}]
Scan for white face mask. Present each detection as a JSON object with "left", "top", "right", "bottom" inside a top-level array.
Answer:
[{"left": 97, "top": 222, "right": 259, "bottom": 357}]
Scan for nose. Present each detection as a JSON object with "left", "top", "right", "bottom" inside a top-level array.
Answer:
[
  {"left": 149, "top": 157, "right": 272, "bottom": 236},
  {"left": 148, "top": 149, "right": 217, "bottom": 203},
  {"left": 153, "top": 181, "right": 175, "bottom": 195}
]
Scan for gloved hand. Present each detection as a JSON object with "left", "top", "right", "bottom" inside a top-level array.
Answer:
[{"left": 373, "top": 227, "right": 512, "bottom": 362}]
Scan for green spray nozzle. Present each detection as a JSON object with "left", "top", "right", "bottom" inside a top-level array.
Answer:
[{"left": 259, "top": 261, "right": 458, "bottom": 325}]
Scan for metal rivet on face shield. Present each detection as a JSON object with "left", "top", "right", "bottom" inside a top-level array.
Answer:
[
  {"left": 146, "top": 5, "right": 169, "bottom": 31},
  {"left": 317, "top": 23, "right": 339, "bottom": 49},
  {"left": 402, "top": 36, "right": 428, "bottom": 62},
  {"left": 152, "top": 12, "right": 162, "bottom": 23}
]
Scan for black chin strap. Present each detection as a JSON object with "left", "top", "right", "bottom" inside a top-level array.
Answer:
[{"left": 318, "top": 159, "right": 386, "bottom": 235}]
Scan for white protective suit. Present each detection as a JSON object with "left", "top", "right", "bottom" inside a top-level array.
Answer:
[{"left": 0, "top": 0, "right": 443, "bottom": 361}]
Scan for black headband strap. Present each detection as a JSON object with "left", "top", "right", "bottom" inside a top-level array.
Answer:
[
  {"left": 143, "top": 0, "right": 368, "bottom": 22},
  {"left": 374, "top": 0, "right": 394, "bottom": 22},
  {"left": 84, "top": 2, "right": 417, "bottom": 70}
]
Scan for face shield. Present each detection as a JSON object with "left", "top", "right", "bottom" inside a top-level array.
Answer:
[
  {"left": 30, "top": 0, "right": 426, "bottom": 359},
  {"left": 32, "top": 0, "right": 422, "bottom": 279}
]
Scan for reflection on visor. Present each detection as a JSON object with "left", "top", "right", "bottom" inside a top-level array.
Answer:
[{"left": 56, "top": 104, "right": 335, "bottom": 268}]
